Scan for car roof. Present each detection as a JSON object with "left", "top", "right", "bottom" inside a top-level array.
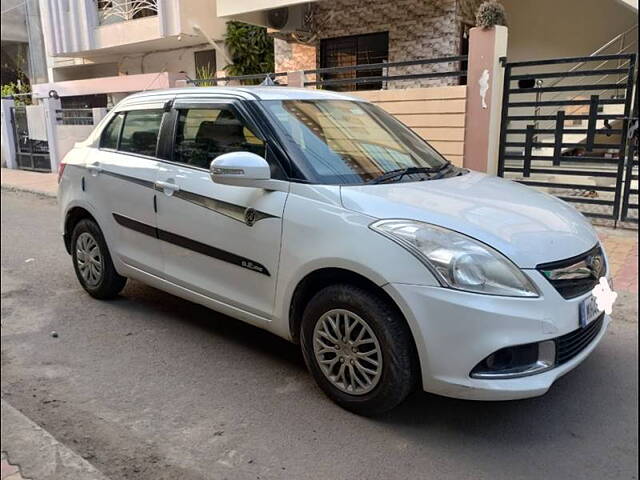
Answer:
[{"left": 120, "top": 87, "right": 367, "bottom": 105}]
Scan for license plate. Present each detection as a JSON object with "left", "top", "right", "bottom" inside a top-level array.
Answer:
[{"left": 579, "top": 294, "right": 602, "bottom": 328}]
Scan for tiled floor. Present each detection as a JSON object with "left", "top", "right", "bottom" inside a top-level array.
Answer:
[{"left": 597, "top": 227, "right": 638, "bottom": 293}]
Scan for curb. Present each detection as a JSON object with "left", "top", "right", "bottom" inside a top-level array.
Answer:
[
  {"left": 0, "top": 185, "right": 57, "bottom": 199},
  {"left": 1, "top": 399, "right": 109, "bottom": 480}
]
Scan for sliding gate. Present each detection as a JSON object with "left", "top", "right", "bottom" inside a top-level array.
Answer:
[{"left": 498, "top": 53, "right": 637, "bottom": 224}]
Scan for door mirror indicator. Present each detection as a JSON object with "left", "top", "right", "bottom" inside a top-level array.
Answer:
[{"left": 210, "top": 152, "right": 274, "bottom": 189}]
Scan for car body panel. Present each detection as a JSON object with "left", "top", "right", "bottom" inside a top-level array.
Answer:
[
  {"left": 340, "top": 170, "right": 599, "bottom": 268},
  {"left": 155, "top": 161, "right": 288, "bottom": 319}
]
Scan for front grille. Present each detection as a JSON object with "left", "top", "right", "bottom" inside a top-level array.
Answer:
[
  {"left": 555, "top": 314, "right": 604, "bottom": 365},
  {"left": 537, "top": 245, "right": 606, "bottom": 299}
]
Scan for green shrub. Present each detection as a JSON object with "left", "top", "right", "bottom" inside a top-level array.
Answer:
[
  {"left": 224, "top": 21, "right": 274, "bottom": 84},
  {"left": 476, "top": 0, "right": 507, "bottom": 28}
]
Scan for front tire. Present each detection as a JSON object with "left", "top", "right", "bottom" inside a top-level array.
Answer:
[
  {"left": 71, "top": 219, "right": 126, "bottom": 299},
  {"left": 301, "top": 284, "right": 417, "bottom": 416}
]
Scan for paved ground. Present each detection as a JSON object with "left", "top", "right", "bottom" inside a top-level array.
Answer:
[
  {"left": 0, "top": 169, "right": 57, "bottom": 197},
  {"left": 1, "top": 190, "right": 638, "bottom": 480}
]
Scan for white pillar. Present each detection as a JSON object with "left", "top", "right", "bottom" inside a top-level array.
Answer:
[
  {"left": 92, "top": 107, "right": 108, "bottom": 125},
  {"left": 1, "top": 99, "right": 17, "bottom": 169},
  {"left": 41, "top": 97, "right": 62, "bottom": 172}
]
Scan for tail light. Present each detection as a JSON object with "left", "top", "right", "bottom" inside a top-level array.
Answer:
[{"left": 57, "top": 162, "right": 67, "bottom": 183}]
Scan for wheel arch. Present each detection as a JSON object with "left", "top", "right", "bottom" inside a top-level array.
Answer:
[
  {"left": 288, "top": 267, "right": 423, "bottom": 386},
  {"left": 63, "top": 206, "right": 98, "bottom": 254}
]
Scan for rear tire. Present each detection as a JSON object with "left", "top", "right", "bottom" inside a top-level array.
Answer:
[
  {"left": 300, "top": 284, "right": 417, "bottom": 416},
  {"left": 71, "top": 219, "right": 126, "bottom": 299}
]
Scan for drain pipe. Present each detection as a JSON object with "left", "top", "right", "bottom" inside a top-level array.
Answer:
[{"left": 192, "top": 25, "right": 232, "bottom": 66}]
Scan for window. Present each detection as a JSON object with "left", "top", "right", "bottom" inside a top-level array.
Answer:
[
  {"left": 194, "top": 50, "right": 217, "bottom": 77},
  {"left": 100, "top": 113, "right": 124, "bottom": 149},
  {"left": 119, "top": 110, "right": 163, "bottom": 157},
  {"left": 174, "top": 108, "right": 265, "bottom": 170},
  {"left": 61, "top": 94, "right": 108, "bottom": 109},
  {"left": 320, "top": 32, "right": 389, "bottom": 92}
]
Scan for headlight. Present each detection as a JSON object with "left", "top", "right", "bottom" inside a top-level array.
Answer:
[{"left": 370, "top": 220, "right": 539, "bottom": 297}]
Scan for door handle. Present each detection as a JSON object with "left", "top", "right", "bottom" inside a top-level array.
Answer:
[
  {"left": 86, "top": 163, "right": 102, "bottom": 175},
  {"left": 155, "top": 180, "right": 180, "bottom": 194}
]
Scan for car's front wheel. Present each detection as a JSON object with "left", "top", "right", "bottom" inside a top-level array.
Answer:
[
  {"left": 300, "top": 284, "right": 417, "bottom": 415},
  {"left": 71, "top": 219, "right": 126, "bottom": 299}
]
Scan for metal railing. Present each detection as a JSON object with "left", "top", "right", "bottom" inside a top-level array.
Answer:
[
  {"left": 96, "top": 0, "right": 158, "bottom": 25},
  {"left": 188, "top": 55, "right": 468, "bottom": 90},
  {"left": 56, "top": 109, "right": 95, "bottom": 126},
  {"left": 189, "top": 72, "right": 289, "bottom": 87},
  {"left": 529, "top": 25, "right": 638, "bottom": 128}
]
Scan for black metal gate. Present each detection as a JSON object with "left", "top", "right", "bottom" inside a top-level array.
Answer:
[
  {"left": 620, "top": 105, "right": 638, "bottom": 224},
  {"left": 498, "top": 53, "right": 637, "bottom": 224},
  {"left": 10, "top": 106, "right": 51, "bottom": 171}
]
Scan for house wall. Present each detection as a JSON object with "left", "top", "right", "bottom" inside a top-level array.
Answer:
[
  {"left": 351, "top": 85, "right": 467, "bottom": 166},
  {"left": 503, "top": 0, "right": 637, "bottom": 62},
  {"left": 275, "top": 0, "right": 471, "bottom": 87},
  {"left": 274, "top": 38, "right": 316, "bottom": 73}
]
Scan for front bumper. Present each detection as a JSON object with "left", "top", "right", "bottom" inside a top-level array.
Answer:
[{"left": 384, "top": 270, "right": 611, "bottom": 401}]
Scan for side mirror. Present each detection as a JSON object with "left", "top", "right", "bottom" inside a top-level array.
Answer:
[{"left": 210, "top": 151, "right": 271, "bottom": 188}]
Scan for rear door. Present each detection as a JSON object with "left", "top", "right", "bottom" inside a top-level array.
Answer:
[
  {"left": 87, "top": 101, "right": 169, "bottom": 276},
  {"left": 154, "top": 99, "right": 289, "bottom": 319}
]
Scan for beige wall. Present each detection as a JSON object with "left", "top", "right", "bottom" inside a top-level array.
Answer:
[
  {"left": 56, "top": 124, "right": 94, "bottom": 160},
  {"left": 351, "top": 85, "right": 467, "bottom": 166},
  {"left": 503, "top": 0, "right": 637, "bottom": 61}
]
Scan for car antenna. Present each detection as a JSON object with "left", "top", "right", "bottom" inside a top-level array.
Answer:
[{"left": 260, "top": 75, "right": 277, "bottom": 86}]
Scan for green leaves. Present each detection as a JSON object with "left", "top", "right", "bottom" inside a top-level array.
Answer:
[
  {"left": 1, "top": 82, "right": 31, "bottom": 105},
  {"left": 223, "top": 21, "right": 275, "bottom": 84}
]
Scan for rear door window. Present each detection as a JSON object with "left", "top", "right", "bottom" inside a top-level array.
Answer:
[{"left": 119, "top": 110, "right": 164, "bottom": 157}]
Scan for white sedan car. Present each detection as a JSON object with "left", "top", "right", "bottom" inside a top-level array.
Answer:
[{"left": 58, "top": 87, "right": 613, "bottom": 415}]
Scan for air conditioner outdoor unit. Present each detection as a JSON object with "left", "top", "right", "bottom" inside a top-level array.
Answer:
[{"left": 266, "top": 6, "right": 305, "bottom": 33}]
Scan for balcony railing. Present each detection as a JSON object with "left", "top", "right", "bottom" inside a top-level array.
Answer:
[{"left": 96, "top": 0, "right": 158, "bottom": 25}]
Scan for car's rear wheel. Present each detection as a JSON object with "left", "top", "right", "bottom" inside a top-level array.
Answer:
[
  {"left": 71, "top": 219, "right": 126, "bottom": 299},
  {"left": 301, "top": 284, "right": 417, "bottom": 415}
]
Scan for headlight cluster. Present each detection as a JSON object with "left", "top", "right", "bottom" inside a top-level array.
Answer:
[{"left": 370, "top": 220, "right": 538, "bottom": 297}]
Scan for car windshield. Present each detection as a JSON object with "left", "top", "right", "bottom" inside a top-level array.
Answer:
[{"left": 262, "top": 99, "right": 451, "bottom": 185}]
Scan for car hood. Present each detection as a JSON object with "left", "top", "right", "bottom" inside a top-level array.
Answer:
[{"left": 340, "top": 170, "right": 598, "bottom": 268}]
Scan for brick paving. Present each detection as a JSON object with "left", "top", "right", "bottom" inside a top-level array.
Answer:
[
  {"left": 1, "top": 453, "right": 25, "bottom": 480},
  {"left": 597, "top": 227, "right": 639, "bottom": 294}
]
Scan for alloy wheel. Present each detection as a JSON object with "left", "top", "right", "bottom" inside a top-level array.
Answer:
[{"left": 312, "top": 309, "right": 383, "bottom": 395}]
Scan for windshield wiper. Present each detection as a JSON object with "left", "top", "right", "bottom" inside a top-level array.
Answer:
[
  {"left": 428, "top": 162, "right": 456, "bottom": 180},
  {"left": 367, "top": 163, "right": 450, "bottom": 184}
]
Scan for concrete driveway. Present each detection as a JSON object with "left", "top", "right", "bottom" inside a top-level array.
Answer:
[{"left": 1, "top": 190, "right": 638, "bottom": 480}]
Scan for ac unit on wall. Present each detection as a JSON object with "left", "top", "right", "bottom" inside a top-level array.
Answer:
[{"left": 266, "top": 6, "right": 306, "bottom": 33}]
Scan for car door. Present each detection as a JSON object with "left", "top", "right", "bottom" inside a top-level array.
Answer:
[
  {"left": 154, "top": 99, "right": 289, "bottom": 319},
  {"left": 87, "top": 101, "right": 169, "bottom": 276}
]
